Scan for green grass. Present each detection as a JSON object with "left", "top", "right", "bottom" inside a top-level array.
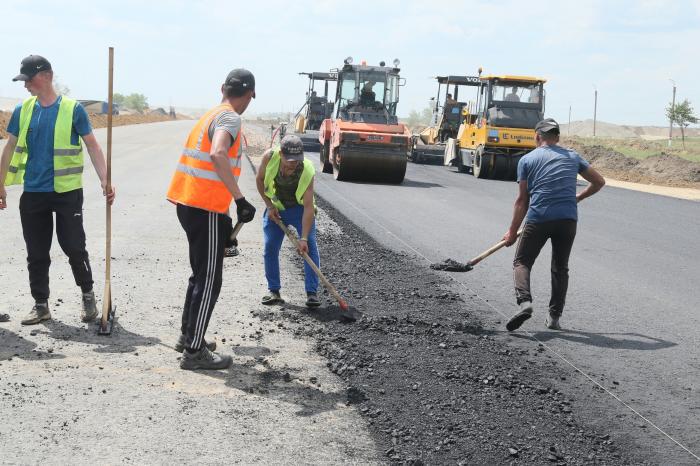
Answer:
[{"left": 566, "top": 136, "right": 700, "bottom": 163}]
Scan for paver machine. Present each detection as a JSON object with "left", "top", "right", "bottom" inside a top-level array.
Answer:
[
  {"left": 444, "top": 69, "right": 546, "bottom": 180},
  {"left": 288, "top": 72, "right": 337, "bottom": 152},
  {"left": 411, "top": 75, "right": 480, "bottom": 164},
  {"left": 319, "top": 57, "right": 410, "bottom": 184}
]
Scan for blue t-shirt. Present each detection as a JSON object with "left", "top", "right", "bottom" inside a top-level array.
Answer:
[
  {"left": 7, "top": 96, "right": 92, "bottom": 192},
  {"left": 517, "top": 144, "right": 590, "bottom": 223}
]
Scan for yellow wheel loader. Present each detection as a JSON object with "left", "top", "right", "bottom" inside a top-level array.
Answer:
[{"left": 444, "top": 70, "right": 547, "bottom": 180}]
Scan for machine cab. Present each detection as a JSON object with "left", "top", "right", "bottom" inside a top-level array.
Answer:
[
  {"left": 335, "top": 58, "right": 402, "bottom": 125},
  {"left": 299, "top": 72, "right": 337, "bottom": 131},
  {"left": 430, "top": 75, "right": 481, "bottom": 142},
  {"left": 475, "top": 76, "right": 546, "bottom": 130}
]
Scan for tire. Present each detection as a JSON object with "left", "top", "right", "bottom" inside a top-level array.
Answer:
[
  {"left": 457, "top": 153, "right": 469, "bottom": 173},
  {"left": 320, "top": 142, "right": 333, "bottom": 174},
  {"left": 473, "top": 147, "right": 491, "bottom": 179}
]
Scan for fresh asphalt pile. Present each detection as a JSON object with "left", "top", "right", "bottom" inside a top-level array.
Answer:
[{"left": 258, "top": 197, "right": 651, "bottom": 465}]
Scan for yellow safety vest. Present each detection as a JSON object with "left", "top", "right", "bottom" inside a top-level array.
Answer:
[
  {"left": 264, "top": 149, "right": 315, "bottom": 211},
  {"left": 5, "top": 96, "right": 84, "bottom": 193}
]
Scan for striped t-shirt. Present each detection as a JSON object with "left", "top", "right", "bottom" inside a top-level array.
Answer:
[{"left": 208, "top": 110, "right": 241, "bottom": 148}]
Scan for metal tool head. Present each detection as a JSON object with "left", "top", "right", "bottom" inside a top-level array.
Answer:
[
  {"left": 97, "top": 305, "right": 116, "bottom": 336},
  {"left": 430, "top": 259, "right": 473, "bottom": 272}
]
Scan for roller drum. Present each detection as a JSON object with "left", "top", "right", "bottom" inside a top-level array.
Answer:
[{"left": 334, "top": 143, "right": 407, "bottom": 184}]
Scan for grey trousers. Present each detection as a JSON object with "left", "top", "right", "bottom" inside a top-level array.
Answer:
[{"left": 513, "top": 220, "right": 577, "bottom": 316}]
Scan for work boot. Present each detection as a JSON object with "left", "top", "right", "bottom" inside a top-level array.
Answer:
[
  {"left": 305, "top": 292, "right": 321, "bottom": 308},
  {"left": 180, "top": 347, "right": 232, "bottom": 370},
  {"left": 506, "top": 301, "right": 533, "bottom": 332},
  {"left": 174, "top": 334, "right": 217, "bottom": 353},
  {"left": 261, "top": 291, "right": 284, "bottom": 305},
  {"left": 545, "top": 313, "right": 562, "bottom": 330},
  {"left": 81, "top": 291, "right": 98, "bottom": 322},
  {"left": 21, "top": 303, "right": 51, "bottom": 325}
]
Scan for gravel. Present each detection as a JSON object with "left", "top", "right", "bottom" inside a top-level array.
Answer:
[{"left": 260, "top": 196, "right": 652, "bottom": 465}]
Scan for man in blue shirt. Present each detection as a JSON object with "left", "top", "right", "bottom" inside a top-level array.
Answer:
[
  {"left": 0, "top": 55, "right": 116, "bottom": 325},
  {"left": 502, "top": 118, "right": 605, "bottom": 331}
]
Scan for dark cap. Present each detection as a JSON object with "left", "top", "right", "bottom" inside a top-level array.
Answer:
[
  {"left": 535, "top": 118, "right": 560, "bottom": 135},
  {"left": 225, "top": 68, "right": 255, "bottom": 98},
  {"left": 13, "top": 55, "right": 52, "bottom": 82},
  {"left": 280, "top": 135, "right": 304, "bottom": 161}
]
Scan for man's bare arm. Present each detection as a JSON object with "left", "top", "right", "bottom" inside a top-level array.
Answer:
[{"left": 577, "top": 167, "right": 605, "bottom": 203}]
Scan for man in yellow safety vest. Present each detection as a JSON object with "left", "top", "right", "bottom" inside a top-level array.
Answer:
[{"left": 0, "top": 55, "right": 116, "bottom": 325}]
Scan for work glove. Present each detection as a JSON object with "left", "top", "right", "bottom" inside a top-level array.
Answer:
[{"left": 235, "top": 197, "right": 256, "bottom": 223}]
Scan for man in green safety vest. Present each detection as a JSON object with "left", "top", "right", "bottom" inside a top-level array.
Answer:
[
  {"left": 256, "top": 135, "right": 321, "bottom": 307},
  {"left": 0, "top": 55, "right": 116, "bottom": 325}
]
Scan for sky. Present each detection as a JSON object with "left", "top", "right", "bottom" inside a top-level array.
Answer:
[{"left": 2, "top": 0, "right": 699, "bottom": 126}]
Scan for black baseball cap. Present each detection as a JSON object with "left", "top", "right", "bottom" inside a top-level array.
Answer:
[
  {"left": 225, "top": 68, "right": 255, "bottom": 98},
  {"left": 280, "top": 135, "right": 304, "bottom": 161},
  {"left": 535, "top": 118, "right": 560, "bottom": 135},
  {"left": 13, "top": 55, "right": 52, "bottom": 82}
]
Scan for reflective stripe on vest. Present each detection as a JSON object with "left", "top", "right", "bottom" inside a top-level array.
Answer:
[
  {"left": 166, "top": 104, "right": 242, "bottom": 213},
  {"left": 263, "top": 149, "right": 315, "bottom": 211},
  {"left": 4, "top": 96, "right": 84, "bottom": 193}
]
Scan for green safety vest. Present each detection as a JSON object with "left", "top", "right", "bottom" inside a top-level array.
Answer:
[
  {"left": 264, "top": 149, "right": 315, "bottom": 211},
  {"left": 5, "top": 96, "right": 84, "bottom": 193}
]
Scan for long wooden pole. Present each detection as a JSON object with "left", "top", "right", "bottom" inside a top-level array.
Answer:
[{"left": 100, "top": 47, "right": 114, "bottom": 331}]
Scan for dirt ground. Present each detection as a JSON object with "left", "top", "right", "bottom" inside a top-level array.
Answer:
[
  {"left": 562, "top": 138, "right": 700, "bottom": 189},
  {"left": 0, "top": 110, "right": 186, "bottom": 140}
]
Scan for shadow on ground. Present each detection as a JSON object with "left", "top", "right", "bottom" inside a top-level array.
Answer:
[
  {"left": 194, "top": 354, "right": 348, "bottom": 417},
  {"left": 510, "top": 329, "right": 676, "bottom": 351},
  {"left": 37, "top": 318, "right": 162, "bottom": 353},
  {"left": 0, "top": 327, "right": 65, "bottom": 361}
]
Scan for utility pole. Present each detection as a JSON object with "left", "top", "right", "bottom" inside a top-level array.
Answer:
[
  {"left": 593, "top": 86, "right": 598, "bottom": 138},
  {"left": 568, "top": 105, "right": 571, "bottom": 136},
  {"left": 668, "top": 79, "right": 676, "bottom": 148}
]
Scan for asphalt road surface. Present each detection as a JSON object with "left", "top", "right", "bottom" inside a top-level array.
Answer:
[{"left": 307, "top": 150, "right": 700, "bottom": 463}]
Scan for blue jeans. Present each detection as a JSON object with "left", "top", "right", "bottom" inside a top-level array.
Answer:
[{"left": 263, "top": 205, "right": 320, "bottom": 294}]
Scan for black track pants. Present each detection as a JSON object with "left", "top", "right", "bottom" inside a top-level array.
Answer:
[
  {"left": 177, "top": 204, "right": 231, "bottom": 351},
  {"left": 19, "top": 189, "right": 93, "bottom": 302},
  {"left": 513, "top": 219, "right": 577, "bottom": 316}
]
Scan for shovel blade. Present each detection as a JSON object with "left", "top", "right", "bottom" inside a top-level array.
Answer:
[
  {"left": 98, "top": 283, "right": 115, "bottom": 336},
  {"left": 98, "top": 305, "right": 116, "bottom": 335}
]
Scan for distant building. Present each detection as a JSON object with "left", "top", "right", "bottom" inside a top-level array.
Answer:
[{"left": 78, "top": 100, "right": 119, "bottom": 115}]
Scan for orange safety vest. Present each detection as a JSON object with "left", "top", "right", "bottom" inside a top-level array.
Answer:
[{"left": 166, "top": 104, "right": 242, "bottom": 213}]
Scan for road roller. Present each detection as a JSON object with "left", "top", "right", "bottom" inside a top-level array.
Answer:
[
  {"left": 444, "top": 68, "right": 547, "bottom": 181},
  {"left": 319, "top": 57, "right": 410, "bottom": 184}
]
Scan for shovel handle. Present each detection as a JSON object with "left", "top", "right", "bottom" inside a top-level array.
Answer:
[
  {"left": 271, "top": 217, "right": 348, "bottom": 310},
  {"left": 468, "top": 228, "right": 523, "bottom": 267},
  {"left": 230, "top": 221, "right": 244, "bottom": 241}
]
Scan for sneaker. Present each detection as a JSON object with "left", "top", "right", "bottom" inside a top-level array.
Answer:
[
  {"left": 0, "top": 313, "right": 9, "bottom": 323},
  {"left": 21, "top": 303, "right": 51, "bottom": 325},
  {"left": 81, "top": 291, "right": 98, "bottom": 322},
  {"left": 305, "top": 292, "right": 321, "bottom": 308},
  {"left": 506, "top": 301, "right": 533, "bottom": 332},
  {"left": 224, "top": 246, "right": 239, "bottom": 257},
  {"left": 174, "top": 334, "right": 217, "bottom": 353},
  {"left": 180, "top": 347, "right": 232, "bottom": 370},
  {"left": 545, "top": 314, "right": 562, "bottom": 330},
  {"left": 261, "top": 291, "right": 284, "bottom": 305}
]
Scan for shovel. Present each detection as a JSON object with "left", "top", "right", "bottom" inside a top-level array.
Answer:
[
  {"left": 431, "top": 228, "right": 523, "bottom": 272},
  {"left": 271, "top": 217, "right": 360, "bottom": 321},
  {"left": 99, "top": 47, "right": 116, "bottom": 335}
]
